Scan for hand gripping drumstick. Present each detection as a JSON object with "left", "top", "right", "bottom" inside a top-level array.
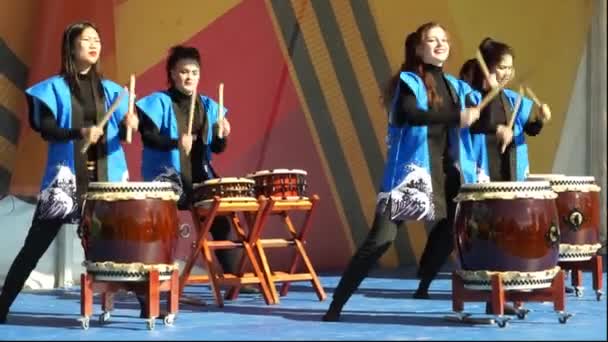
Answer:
[
  {"left": 218, "top": 83, "right": 224, "bottom": 138},
  {"left": 81, "top": 90, "right": 127, "bottom": 154},
  {"left": 125, "top": 74, "right": 136, "bottom": 143}
]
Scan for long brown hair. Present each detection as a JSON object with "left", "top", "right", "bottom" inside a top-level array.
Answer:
[{"left": 382, "top": 22, "right": 448, "bottom": 110}]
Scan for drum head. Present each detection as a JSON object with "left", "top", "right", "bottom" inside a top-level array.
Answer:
[
  {"left": 198, "top": 177, "right": 255, "bottom": 187},
  {"left": 456, "top": 181, "right": 556, "bottom": 201},
  {"left": 85, "top": 182, "right": 178, "bottom": 201}
]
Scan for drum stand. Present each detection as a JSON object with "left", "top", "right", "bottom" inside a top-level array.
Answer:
[
  {"left": 226, "top": 195, "right": 326, "bottom": 304},
  {"left": 449, "top": 270, "right": 572, "bottom": 327},
  {"left": 559, "top": 255, "right": 604, "bottom": 300},
  {"left": 179, "top": 196, "right": 274, "bottom": 307},
  {"left": 78, "top": 269, "right": 179, "bottom": 330}
]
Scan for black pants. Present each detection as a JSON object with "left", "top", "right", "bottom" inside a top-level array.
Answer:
[
  {"left": 329, "top": 210, "right": 453, "bottom": 308},
  {"left": 329, "top": 172, "right": 460, "bottom": 309},
  {"left": 0, "top": 217, "right": 64, "bottom": 316}
]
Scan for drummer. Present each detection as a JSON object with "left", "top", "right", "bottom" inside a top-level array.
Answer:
[
  {"left": 460, "top": 37, "right": 551, "bottom": 182},
  {"left": 136, "top": 45, "right": 257, "bottom": 301},
  {"left": 0, "top": 21, "right": 138, "bottom": 324},
  {"left": 459, "top": 37, "right": 552, "bottom": 315}
]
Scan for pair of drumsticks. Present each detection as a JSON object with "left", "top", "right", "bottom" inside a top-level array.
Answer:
[
  {"left": 185, "top": 83, "right": 225, "bottom": 155},
  {"left": 81, "top": 77, "right": 225, "bottom": 155},
  {"left": 81, "top": 75, "right": 136, "bottom": 154},
  {"left": 474, "top": 50, "right": 548, "bottom": 152}
]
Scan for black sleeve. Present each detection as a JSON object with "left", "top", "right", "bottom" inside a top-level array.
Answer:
[
  {"left": 38, "top": 104, "right": 82, "bottom": 141},
  {"left": 523, "top": 113, "right": 544, "bottom": 136},
  {"left": 210, "top": 137, "right": 227, "bottom": 153},
  {"left": 118, "top": 120, "right": 127, "bottom": 141},
  {"left": 138, "top": 109, "right": 179, "bottom": 151},
  {"left": 391, "top": 82, "right": 460, "bottom": 127}
]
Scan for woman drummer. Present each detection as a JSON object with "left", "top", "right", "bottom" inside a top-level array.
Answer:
[{"left": 0, "top": 21, "right": 138, "bottom": 323}]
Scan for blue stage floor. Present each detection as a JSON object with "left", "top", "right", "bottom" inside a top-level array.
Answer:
[{"left": 0, "top": 268, "right": 606, "bottom": 341}]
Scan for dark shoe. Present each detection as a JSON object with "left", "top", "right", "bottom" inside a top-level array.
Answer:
[
  {"left": 565, "top": 286, "right": 574, "bottom": 294},
  {"left": 0, "top": 306, "right": 7, "bottom": 324},
  {"left": 412, "top": 289, "right": 430, "bottom": 299},
  {"left": 321, "top": 301, "right": 343, "bottom": 322}
]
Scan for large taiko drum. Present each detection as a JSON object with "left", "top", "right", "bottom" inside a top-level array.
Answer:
[
  {"left": 79, "top": 182, "right": 179, "bottom": 279},
  {"left": 527, "top": 174, "right": 602, "bottom": 262},
  {"left": 192, "top": 177, "right": 256, "bottom": 205},
  {"left": 247, "top": 169, "right": 308, "bottom": 200},
  {"left": 454, "top": 181, "right": 561, "bottom": 290}
]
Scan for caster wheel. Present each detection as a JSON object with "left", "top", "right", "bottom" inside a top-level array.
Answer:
[
  {"left": 78, "top": 316, "right": 90, "bottom": 330},
  {"left": 516, "top": 309, "right": 530, "bottom": 320},
  {"left": 596, "top": 291, "right": 603, "bottom": 301},
  {"left": 146, "top": 319, "right": 156, "bottom": 330},
  {"left": 497, "top": 319, "right": 509, "bottom": 328},
  {"left": 163, "top": 313, "right": 176, "bottom": 326},
  {"left": 99, "top": 311, "right": 111, "bottom": 324},
  {"left": 574, "top": 287, "right": 584, "bottom": 297},
  {"left": 558, "top": 313, "right": 572, "bottom": 324}
]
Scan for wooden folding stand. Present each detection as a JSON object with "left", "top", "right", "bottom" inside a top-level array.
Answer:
[
  {"left": 560, "top": 255, "right": 603, "bottom": 300},
  {"left": 450, "top": 270, "right": 572, "bottom": 327},
  {"left": 230, "top": 195, "right": 326, "bottom": 304},
  {"left": 79, "top": 268, "right": 179, "bottom": 330},
  {"left": 179, "top": 196, "right": 274, "bottom": 307}
]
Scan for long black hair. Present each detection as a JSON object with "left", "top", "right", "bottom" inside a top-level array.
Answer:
[{"left": 60, "top": 21, "right": 104, "bottom": 96}]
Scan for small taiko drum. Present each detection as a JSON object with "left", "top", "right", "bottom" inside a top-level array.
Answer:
[
  {"left": 79, "top": 182, "right": 180, "bottom": 280},
  {"left": 454, "top": 181, "right": 560, "bottom": 290},
  {"left": 527, "top": 174, "right": 602, "bottom": 262},
  {"left": 247, "top": 169, "right": 308, "bottom": 200},
  {"left": 192, "top": 177, "right": 256, "bottom": 204}
]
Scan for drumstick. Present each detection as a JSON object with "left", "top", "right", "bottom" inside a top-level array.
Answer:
[
  {"left": 477, "top": 85, "right": 504, "bottom": 111},
  {"left": 507, "top": 85, "right": 525, "bottom": 129},
  {"left": 525, "top": 86, "right": 542, "bottom": 106},
  {"left": 218, "top": 82, "right": 224, "bottom": 138},
  {"left": 125, "top": 74, "right": 135, "bottom": 144},
  {"left": 476, "top": 49, "right": 495, "bottom": 89},
  {"left": 81, "top": 90, "right": 127, "bottom": 154},
  {"left": 500, "top": 86, "right": 524, "bottom": 154},
  {"left": 187, "top": 91, "right": 196, "bottom": 136}
]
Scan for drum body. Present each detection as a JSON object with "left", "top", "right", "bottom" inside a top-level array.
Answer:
[
  {"left": 192, "top": 177, "right": 255, "bottom": 203},
  {"left": 454, "top": 181, "right": 560, "bottom": 272},
  {"left": 80, "top": 182, "right": 179, "bottom": 265},
  {"left": 247, "top": 169, "right": 307, "bottom": 199},
  {"left": 527, "top": 174, "right": 601, "bottom": 261}
]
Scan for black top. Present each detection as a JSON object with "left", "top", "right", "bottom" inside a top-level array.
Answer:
[
  {"left": 38, "top": 72, "right": 98, "bottom": 141},
  {"left": 469, "top": 90, "right": 544, "bottom": 181},
  {"left": 138, "top": 87, "right": 227, "bottom": 207},
  {"left": 391, "top": 63, "right": 462, "bottom": 220}
]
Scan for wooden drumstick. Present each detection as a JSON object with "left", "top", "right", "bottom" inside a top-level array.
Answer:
[
  {"left": 499, "top": 86, "right": 524, "bottom": 154},
  {"left": 187, "top": 91, "right": 196, "bottom": 136},
  {"left": 183, "top": 91, "right": 196, "bottom": 156},
  {"left": 477, "top": 85, "right": 504, "bottom": 111},
  {"left": 81, "top": 90, "right": 127, "bottom": 154},
  {"left": 476, "top": 49, "right": 495, "bottom": 89},
  {"left": 218, "top": 82, "right": 224, "bottom": 138},
  {"left": 507, "top": 86, "right": 525, "bottom": 129},
  {"left": 525, "top": 86, "right": 542, "bottom": 106},
  {"left": 125, "top": 74, "right": 135, "bottom": 144}
]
